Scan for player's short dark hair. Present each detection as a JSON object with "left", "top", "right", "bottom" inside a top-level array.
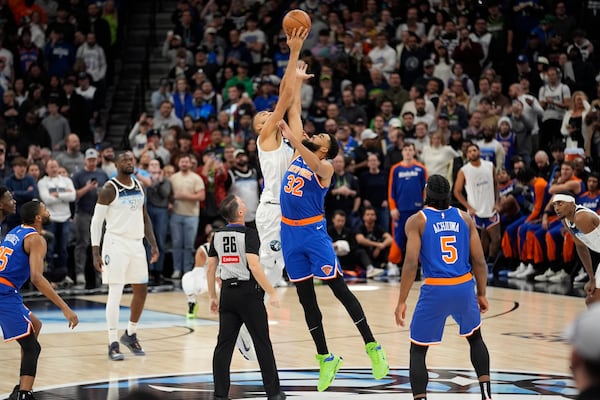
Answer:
[
  {"left": 425, "top": 175, "right": 450, "bottom": 209},
  {"left": 326, "top": 133, "right": 339, "bottom": 159},
  {"left": 0, "top": 186, "right": 9, "bottom": 200},
  {"left": 20, "top": 200, "right": 42, "bottom": 225},
  {"left": 332, "top": 209, "right": 346, "bottom": 218},
  {"left": 515, "top": 167, "right": 535, "bottom": 184},
  {"left": 219, "top": 194, "right": 239, "bottom": 222}
]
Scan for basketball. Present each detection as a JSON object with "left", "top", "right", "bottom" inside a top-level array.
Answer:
[{"left": 282, "top": 9, "right": 311, "bottom": 36}]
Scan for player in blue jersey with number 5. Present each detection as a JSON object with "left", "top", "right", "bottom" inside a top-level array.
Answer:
[
  {"left": 0, "top": 200, "right": 78, "bottom": 400},
  {"left": 395, "top": 175, "right": 492, "bottom": 400},
  {"left": 278, "top": 119, "right": 389, "bottom": 392}
]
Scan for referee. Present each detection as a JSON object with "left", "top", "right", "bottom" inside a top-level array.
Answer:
[{"left": 207, "top": 194, "right": 285, "bottom": 400}]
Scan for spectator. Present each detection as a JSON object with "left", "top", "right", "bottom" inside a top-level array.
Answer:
[
  {"left": 41, "top": 99, "right": 70, "bottom": 151},
  {"left": 150, "top": 78, "right": 172, "bottom": 114},
  {"left": 539, "top": 66, "right": 571, "bottom": 151},
  {"left": 55, "top": 133, "right": 83, "bottom": 175},
  {"left": 146, "top": 159, "right": 171, "bottom": 285},
  {"left": 59, "top": 76, "right": 88, "bottom": 138},
  {"left": 359, "top": 153, "right": 389, "bottom": 233},
  {"left": 368, "top": 32, "right": 396, "bottom": 81},
  {"left": 80, "top": 2, "right": 111, "bottom": 53},
  {"left": 44, "top": 29, "right": 74, "bottom": 78},
  {"left": 71, "top": 148, "right": 108, "bottom": 286},
  {"left": 98, "top": 142, "right": 116, "bottom": 176},
  {"left": 76, "top": 32, "right": 106, "bottom": 87},
  {"left": 562, "top": 91, "right": 590, "bottom": 149},
  {"left": 153, "top": 101, "right": 182, "bottom": 138},
  {"left": 171, "top": 77, "right": 193, "bottom": 120},
  {"left": 326, "top": 154, "right": 361, "bottom": 230},
  {"left": 4, "top": 156, "right": 39, "bottom": 230},
  {"left": 170, "top": 154, "right": 205, "bottom": 279},
  {"left": 162, "top": 32, "right": 193, "bottom": 68},
  {"left": 37, "top": 158, "right": 75, "bottom": 285},
  {"left": 225, "top": 149, "right": 260, "bottom": 225},
  {"left": 355, "top": 206, "right": 394, "bottom": 277},
  {"left": 328, "top": 210, "right": 378, "bottom": 277}
]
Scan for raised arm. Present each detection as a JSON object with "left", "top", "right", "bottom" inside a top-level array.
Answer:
[
  {"left": 259, "top": 28, "right": 308, "bottom": 140},
  {"left": 288, "top": 61, "right": 313, "bottom": 142}
]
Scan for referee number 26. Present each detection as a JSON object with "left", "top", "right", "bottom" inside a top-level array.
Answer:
[
  {"left": 440, "top": 236, "right": 458, "bottom": 264},
  {"left": 0, "top": 246, "right": 14, "bottom": 271}
]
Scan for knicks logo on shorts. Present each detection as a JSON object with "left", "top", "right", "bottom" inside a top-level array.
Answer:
[
  {"left": 269, "top": 240, "right": 282, "bottom": 252},
  {"left": 104, "top": 255, "right": 111, "bottom": 265},
  {"left": 321, "top": 265, "right": 334, "bottom": 275}
]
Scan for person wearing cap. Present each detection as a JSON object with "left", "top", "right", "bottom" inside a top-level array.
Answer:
[
  {"left": 566, "top": 303, "right": 600, "bottom": 398},
  {"left": 354, "top": 128, "right": 384, "bottom": 177},
  {"left": 396, "top": 174, "right": 492, "bottom": 400},
  {"left": 141, "top": 129, "right": 171, "bottom": 165},
  {"left": 552, "top": 191, "right": 600, "bottom": 305},
  {"left": 162, "top": 29, "right": 193, "bottom": 68},
  {"left": 71, "top": 148, "right": 109, "bottom": 286}
]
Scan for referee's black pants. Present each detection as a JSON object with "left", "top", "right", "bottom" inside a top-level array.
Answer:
[{"left": 213, "top": 280, "right": 281, "bottom": 398}]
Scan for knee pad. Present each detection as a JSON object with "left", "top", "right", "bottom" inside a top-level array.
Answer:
[{"left": 18, "top": 333, "right": 41, "bottom": 377}]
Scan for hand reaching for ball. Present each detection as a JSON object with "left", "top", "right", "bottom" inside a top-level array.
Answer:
[
  {"left": 295, "top": 61, "right": 314, "bottom": 82},
  {"left": 286, "top": 27, "right": 309, "bottom": 53}
]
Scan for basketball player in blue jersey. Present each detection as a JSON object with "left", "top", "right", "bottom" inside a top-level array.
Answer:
[
  {"left": 239, "top": 28, "right": 309, "bottom": 361},
  {"left": 277, "top": 119, "right": 389, "bottom": 392},
  {"left": 91, "top": 151, "right": 159, "bottom": 361},
  {"left": 395, "top": 175, "right": 492, "bottom": 400},
  {"left": 0, "top": 200, "right": 78, "bottom": 400}
]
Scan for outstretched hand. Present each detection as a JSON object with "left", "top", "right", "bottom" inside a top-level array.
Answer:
[
  {"left": 295, "top": 60, "right": 314, "bottom": 81},
  {"left": 277, "top": 120, "right": 293, "bottom": 141}
]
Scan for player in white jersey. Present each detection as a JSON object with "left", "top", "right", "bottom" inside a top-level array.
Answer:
[
  {"left": 253, "top": 29, "right": 308, "bottom": 283},
  {"left": 454, "top": 143, "right": 501, "bottom": 269},
  {"left": 553, "top": 192, "right": 600, "bottom": 305},
  {"left": 91, "top": 151, "right": 159, "bottom": 361}
]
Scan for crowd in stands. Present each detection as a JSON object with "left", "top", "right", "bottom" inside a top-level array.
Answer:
[{"left": 4, "top": 0, "right": 600, "bottom": 290}]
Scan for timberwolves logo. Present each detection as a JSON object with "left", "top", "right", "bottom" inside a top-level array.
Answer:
[
  {"left": 33, "top": 368, "right": 579, "bottom": 399},
  {"left": 269, "top": 240, "right": 282, "bottom": 252},
  {"left": 104, "top": 254, "right": 110, "bottom": 265}
]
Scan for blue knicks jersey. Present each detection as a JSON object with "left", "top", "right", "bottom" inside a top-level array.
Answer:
[
  {"left": 281, "top": 155, "right": 327, "bottom": 220},
  {"left": 578, "top": 191, "right": 600, "bottom": 212},
  {"left": 0, "top": 225, "right": 37, "bottom": 289},
  {"left": 420, "top": 207, "right": 471, "bottom": 279}
]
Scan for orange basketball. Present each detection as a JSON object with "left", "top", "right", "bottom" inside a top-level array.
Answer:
[{"left": 282, "top": 9, "right": 311, "bottom": 36}]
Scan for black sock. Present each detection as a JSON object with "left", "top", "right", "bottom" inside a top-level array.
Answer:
[
  {"left": 480, "top": 381, "right": 491, "bottom": 400},
  {"left": 188, "top": 302, "right": 196, "bottom": 314},
  {"left": 309, "top": 324, "right": 328, "bottom": 355}
]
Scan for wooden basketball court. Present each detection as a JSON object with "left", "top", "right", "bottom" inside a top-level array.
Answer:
[{"left": 0, "top": 280, "right": 584, "bottom": 398}]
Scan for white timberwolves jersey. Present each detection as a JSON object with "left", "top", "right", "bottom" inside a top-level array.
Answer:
[
  {"left": 105, "top": 177, "right": 145, "bottom": 239},
  {"left": 257, "top": 137, "right": 293, "bottom": 204},
  {"left": 461, "top": 160, "right": 496, "bottom": 218}
]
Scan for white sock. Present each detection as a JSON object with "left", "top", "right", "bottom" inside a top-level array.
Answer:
[
  {"left": 127, "top": 321, "right": 138, "bottom": 336},
  {"left": 106, "top": 284, "right": 124, "bottom": 343}
]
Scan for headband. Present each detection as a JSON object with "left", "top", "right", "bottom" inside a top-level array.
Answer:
[{"left": 552, "top": 194, "right": 576, "bottom": 204}]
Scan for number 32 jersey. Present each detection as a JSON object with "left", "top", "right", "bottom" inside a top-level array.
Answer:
[
  {"left": 281, "top": 155, "right": 327, "bottom": 220},
  {"left": 419, "top": 207, "right": 471, "bottom": 279}
]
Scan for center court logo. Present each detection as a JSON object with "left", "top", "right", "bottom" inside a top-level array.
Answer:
[{"left": 35, "top": 368, "right": 578, "bottom": 399}]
